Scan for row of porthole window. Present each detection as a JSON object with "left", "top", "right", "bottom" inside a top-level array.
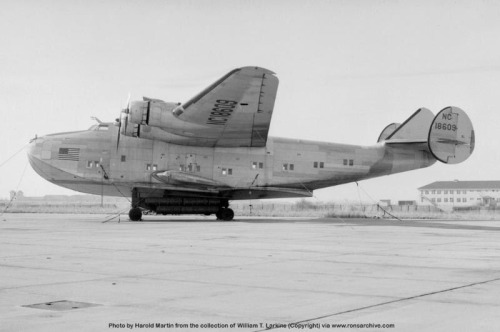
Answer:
[
  {"left": 86, "top": 161, "right": 101, "bottom": 168},
  {"left": 146, "top": 164, "right": 158, "bottom": 171},
  {"left": 225, "top": 164, "right": 295, "bottom": 175},
  {"left": 314, "top": 160, "right": 354, "bottom": 168},
  {"left": 343, "top": 159, "right": 354, "bottom": 166},
  {"left": 179, "top": 164, "right": 201, "bottom": 172},
  {"left": 254, "top": 160, "right": 355, "bottom": 170},
  {"left": 140, "top": 160, "right": 358, "bottom": 174},
  {"left": 138, "top": 160, "right": 357, "bottom": 173},
  {"left": 145, "top": 164, "right": 204, "bottom": 172},
  {"left": 252, "top": 162, "right": 264, "bottom": 169}
]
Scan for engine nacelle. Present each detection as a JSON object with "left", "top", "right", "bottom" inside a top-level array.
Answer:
[
  {"left": 121, "top": 99, "right": 218, "bottom": 143},
  {"left": 128, "top": 100, "right": 179, "bottom": 126},
  {"left": 128, "top": 124, "right": 218, "bottom": 146},
  {"left": 119, "top": 107, "right": 216, "bottom": 145}
]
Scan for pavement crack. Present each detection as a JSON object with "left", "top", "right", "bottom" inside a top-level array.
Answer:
[{"left": 254, "top": 276, "right": 500, "bottom": 331}]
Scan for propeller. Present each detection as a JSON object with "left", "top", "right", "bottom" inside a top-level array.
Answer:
[{"left": 116, "top": 93, "right": 131, "bottom": 151}]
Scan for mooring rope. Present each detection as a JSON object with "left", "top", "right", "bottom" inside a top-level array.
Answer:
[
  {"left": 355, "top": 181, "right": 403, "bottom": 222},
  {"left": 1, "top": 161, "right": 29, "bottom": 218},
  {"left": 0, "top": 143, "right": 29, "bottom": 169}
]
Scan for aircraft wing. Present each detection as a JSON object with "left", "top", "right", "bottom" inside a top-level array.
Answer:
[{"left": 174, "top": 66, "right": 279, "bottom": 147}]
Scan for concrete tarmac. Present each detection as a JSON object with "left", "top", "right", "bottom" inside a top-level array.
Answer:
[{"left": 1, "top": 214, "right": 500, "bottom": 331}]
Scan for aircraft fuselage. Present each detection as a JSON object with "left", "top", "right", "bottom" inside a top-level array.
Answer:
[{"left": 27, "top": 123, "right": 435, "bottom": 200}]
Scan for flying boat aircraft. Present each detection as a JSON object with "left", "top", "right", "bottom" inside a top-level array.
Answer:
[{"left": 27, "top": 67, "right": 475, "bottom": 221}]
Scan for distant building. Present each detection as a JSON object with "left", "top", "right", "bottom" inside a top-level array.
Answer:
[
  {"left": 398, "top": 200, "right": 416, "bottom": 206},
  {"left": 379, "top": 199, "right": 391, "bottom": 207},
  {"left": 418, "top": 181, "right": 500, "bottom": 207}
]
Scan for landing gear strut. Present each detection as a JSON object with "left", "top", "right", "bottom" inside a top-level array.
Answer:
[
  {"left": 129, "top": 188, "right": 142, "bottom": 221},
  {"left": 216, "top": 207, "right": 234, "bottom": 221}
]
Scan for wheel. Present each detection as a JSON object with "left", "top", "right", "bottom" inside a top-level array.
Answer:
[
  {"left": 219, "top": 208, "right": 234, "bottom": 221},
  {"left": 215, "top": 210, "right": 222, "bottom": 220},
  {"left": 129, "top": 207, "right": 142, "bottom": 221}
]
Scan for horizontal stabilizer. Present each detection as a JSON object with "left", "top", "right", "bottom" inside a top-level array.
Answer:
[{"left": 384, "top": 138, "right": 427, "bottom": 144}]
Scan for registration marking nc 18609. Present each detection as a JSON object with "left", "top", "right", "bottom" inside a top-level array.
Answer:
[
  {"left": 433, "top": 112, "right": 458, "bottom": 132},
  {"left": 206, "top": 100, "right": 237, "bottom": 125}
]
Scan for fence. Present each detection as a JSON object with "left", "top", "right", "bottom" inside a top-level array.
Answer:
[
  {"left": 2, "top": 199, "right": 500, "bottom": 219},
  {"left": 231, "top": 202, "right": 500, "bottom": 219},
  {"left": 0, "top": 201, "right": 128, "bottom": 214}
]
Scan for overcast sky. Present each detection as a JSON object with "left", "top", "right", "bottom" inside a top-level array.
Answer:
[{"left": 1, "top": 0, "right": 499, "bottom": 202}]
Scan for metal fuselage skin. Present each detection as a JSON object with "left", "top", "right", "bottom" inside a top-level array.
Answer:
[{"left": 27, "top": 124, "right": 436, "bottom": 199}]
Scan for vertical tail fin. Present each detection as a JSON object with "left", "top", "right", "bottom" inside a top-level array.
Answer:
[
  {"left": 428, "top": 106, "right": 475, "bottom": 164},
  {"left": 385, "top": 108, "right": 434, "bottom": 141}
]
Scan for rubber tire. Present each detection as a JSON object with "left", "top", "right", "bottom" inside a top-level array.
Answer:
[
  {"left": 220, "top": 208, "right": 234, "bottom": 221},
  {"left": 129, "top": 207, "right": 142, "bottom": 221},
  {"left": 215, "top": 210, "right": 223, "bottom": 220}
]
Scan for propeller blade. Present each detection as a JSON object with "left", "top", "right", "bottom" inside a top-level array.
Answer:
[
  {"left": 123, "top": 115, "right": 128, "bottom": 133},
  {"left": 125, "top": 92, "right": 131, "bottom": 113},
  {"left": 116, "top": 93, "right": 132, "bottom": 151},
  {"left": 116, "top": 117, "right": 121, "bottom": 150}
]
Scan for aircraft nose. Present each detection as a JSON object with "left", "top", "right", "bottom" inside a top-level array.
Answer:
[{"left": 27, "top": 136, "right": 44, "bottom": 159}]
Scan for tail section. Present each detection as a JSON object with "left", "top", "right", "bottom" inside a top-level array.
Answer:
[
  {"left": 379, "top": 106, "right": 475, "bottom": 164},
  {"left": 428, "top": 107, "right": 475, "bottom": 164}
]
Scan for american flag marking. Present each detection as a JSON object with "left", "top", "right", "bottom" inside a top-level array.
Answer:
[{"left": 58, "top": 147, "right": 80, "bottom": 161}]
